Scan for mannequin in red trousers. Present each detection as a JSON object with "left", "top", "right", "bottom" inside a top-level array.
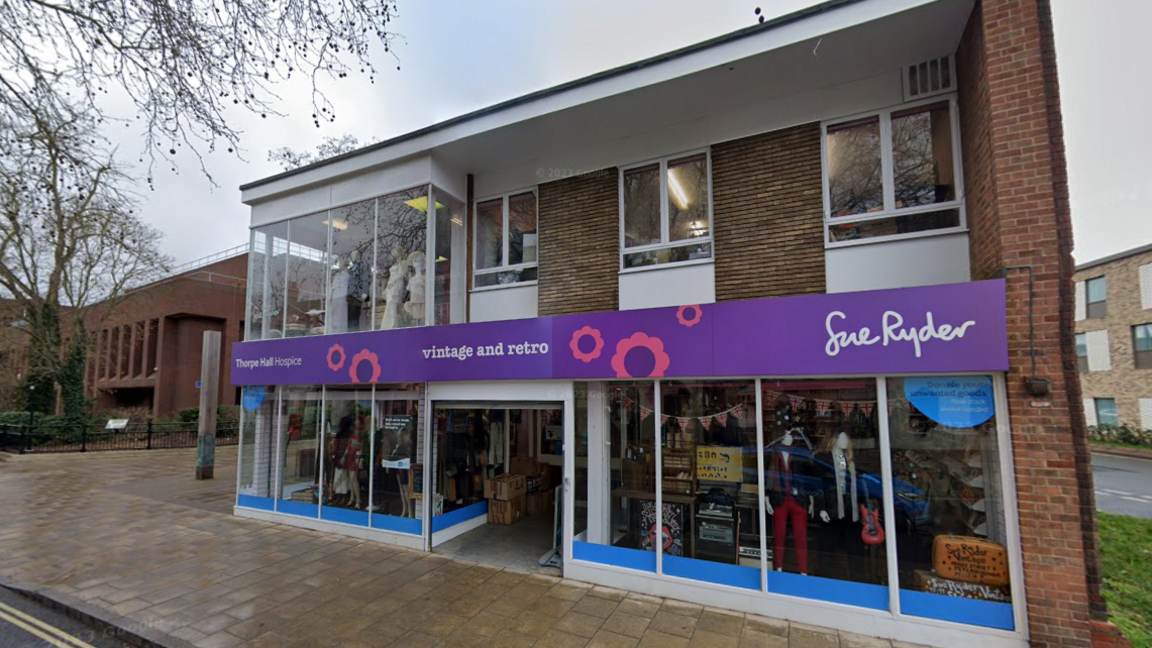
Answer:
[{"left": 766, "top": 428, "right": 829, "bottom": 575}]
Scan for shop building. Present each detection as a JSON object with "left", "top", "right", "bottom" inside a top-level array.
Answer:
[
  {"left": 230, "top": 1, "right": 1104, "bottom": 647},
  {"left": 1073, "top": 242, "right": 1152, "bottom": 429}
]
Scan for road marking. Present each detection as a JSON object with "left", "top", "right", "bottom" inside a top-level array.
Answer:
[
  {"left": 1102, "top": 489, "right": 1133, "bottom": 496},
  {"left": 1095, "top": 491, "right": 1112, "bottom": 497},
  {"left": 0, "top": 600, "right": 97, "bottom": 648},
  {"left": 1119, "top": 496, "right": 1147, "bottom": 504}
]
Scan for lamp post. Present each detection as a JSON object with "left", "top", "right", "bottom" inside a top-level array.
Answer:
[{"left": 25, "top": 383, "right": 35, "bottom": 429}]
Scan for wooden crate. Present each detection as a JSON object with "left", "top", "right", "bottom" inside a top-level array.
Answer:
[{"left": 663, "top": 477, "right": 694, "bottom": 495}]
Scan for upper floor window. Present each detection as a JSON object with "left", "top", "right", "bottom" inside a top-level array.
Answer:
[
  {"left": 823, "top": 97, "right": 963, "bottom": 246},
  {"left": 1075, "top": 333, "right": 1089, "bottom": 373},
  {"left": 1133, "top": 324, "right": 1152, "bottom": 369},
  {"left": 1085, "top": 276, "right": 1107, "bottom": 319},
  {"left": 474, "top": 190, "right": 538, "bottom": 288},
  {"left": 620, "top": 151, "right": 713, "bottom": 270}
]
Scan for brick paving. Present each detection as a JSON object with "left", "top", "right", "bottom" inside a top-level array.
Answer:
[{"left": 0, "top": 448, "right": 927, "bottom": 648}]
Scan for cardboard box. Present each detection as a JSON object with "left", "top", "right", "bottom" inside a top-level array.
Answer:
[
  {"left": 488, "top": 495, "right": 526, "bottom": 525},
  {"left": 528, "top": 490, "right": 554, "bottom": 516},
  {"left": 486, "top": 474, "right": 526, "bottom": 501},
  {"left": 510, "top": 456, "right": 539, "bottom": 476}
]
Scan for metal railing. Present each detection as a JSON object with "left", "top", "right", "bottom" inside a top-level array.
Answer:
[
  {"left": 0, "top": 421, "right": 239, "bottom": 454},
  {"left": 168, "top": 243, "right": 249, "bottom": 276}
]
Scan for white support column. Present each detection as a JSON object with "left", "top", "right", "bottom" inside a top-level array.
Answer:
[
  {"left": 654, "top": 380, "right": 663, "bottom": 575},
  {"left": 754, "top": 379, "right": 769, "bottom": 592},
  {"left": 877, "top": 377, "right": 902, "bottom": 616},
  {"left": 587, "top": 382, "right": 608, "bottom": 545},
  {"left": 563, "top": 384, "right": 577, "bottom": 571}
]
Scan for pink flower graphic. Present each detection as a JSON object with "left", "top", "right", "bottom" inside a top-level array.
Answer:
[
  {"left": 676, "top": 305, "right": 702, "bottom": 327},
  {"left": 569, "top": 326, "right": 605, "bottom": 363},
  {"left": 327, "top": 344, "right": 346, "bottom": 371},
  {"left": 349, "top": 349, "right": 382, "bottom": 383},
  {"left": 610, "top": 332, "right": 671, "bottom": 378}
]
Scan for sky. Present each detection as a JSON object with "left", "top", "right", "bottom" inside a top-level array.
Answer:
[{"left": 124, "top": 0, "right": 1150, "bottom": 268}]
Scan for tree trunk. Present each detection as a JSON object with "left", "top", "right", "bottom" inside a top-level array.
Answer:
[{"left": 60, "top": 329, "right": 90, "bottom": 420}]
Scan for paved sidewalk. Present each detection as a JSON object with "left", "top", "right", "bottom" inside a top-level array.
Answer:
[{"left": 0, "top": 448, "right": 924, "bottom": 648}]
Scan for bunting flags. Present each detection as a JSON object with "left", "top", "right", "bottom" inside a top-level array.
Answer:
[{"left": 616, "top": 392, "right": 875, "bottom": 428}]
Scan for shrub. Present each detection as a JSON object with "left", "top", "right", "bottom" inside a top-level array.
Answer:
[
  {"left": 1088, "top": 424, "right": 1152, "bottom": 447},
  {"left": 177, "top": 407, "right": 200, "bottom": 423}
]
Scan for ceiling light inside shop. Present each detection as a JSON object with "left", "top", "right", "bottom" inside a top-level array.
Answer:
[
  {"left": 404, "top": 196, "right": 445, "bottom": 213},
  {"left": 668, "top": 169, "right": 691, "bottom": 211},
  {"left": 323, "top": 218, "right": 348, "bottom": 231}
]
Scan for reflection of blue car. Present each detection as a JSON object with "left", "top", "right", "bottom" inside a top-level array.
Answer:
[{"left": 757, "top": 446, "right": 932, "bottom": 526}]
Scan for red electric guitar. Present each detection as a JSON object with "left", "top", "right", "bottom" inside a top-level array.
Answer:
[{"left": 860, "top": 480, "right": 885, "bottom": 545}]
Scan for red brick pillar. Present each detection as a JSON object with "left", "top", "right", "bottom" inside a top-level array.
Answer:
[{"left": 958, "top": 1, "right": 1102, "bottom": 646}]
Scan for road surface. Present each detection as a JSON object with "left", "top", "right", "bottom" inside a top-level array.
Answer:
[
  {"left": 1093, "top": 452, "right": 1152, "bottom": 519},
  {"left": 0, "top": 587, "right": 130, "bottom": 648}
]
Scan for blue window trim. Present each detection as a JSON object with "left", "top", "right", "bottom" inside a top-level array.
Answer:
[
  {"left": 572, "top": 542, "right": 656, "bottom": 573},
  {"left": 663, "top": 555, "right": 759, "bottom": 590},
  {"left": 431, "top": 501, "right": 488, "bottom": 533},
  {"left": 276, "top": 499, "right": 319, "bottom": 518},
  {"left": 321, "top": 506, "right": 370, "bottom": 528},
  {"left": 767, "top": 571, "right": 889, "bottom": 611},
  {"left": 236, "top": 495, "right": 275, "bottom": 511},
  {"left": 900, "top": 590, "right": 1015, "bottom": 631}
]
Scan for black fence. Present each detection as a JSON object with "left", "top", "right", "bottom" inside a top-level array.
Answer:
[{"left": 0, "top": 421, "right": 239, "bottom": 454}]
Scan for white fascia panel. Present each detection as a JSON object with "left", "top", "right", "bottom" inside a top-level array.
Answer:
[
  {"left": 1140, "top": 264, "right": 1152, "bottom": 310},
  {"left": 1074, "top": 281, "right": 1086, "bottom": 321},
  {"left": 240, "top": 0, "right": 951, "bottom": 205},
  {"left": 1140, "top": 398, "right": 1152, "bottom": 431},
  {"left": 1083, "top": 399, "right": 1097, "bottom": 427}
]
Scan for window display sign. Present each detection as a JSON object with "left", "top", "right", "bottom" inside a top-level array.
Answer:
[
  {"left": 903, "top": 376, "right": 995, "bottom": 428},
  {"left": 380, "top": 415, "right": 415, "bottom": 469},
  {"left": 231, "top": 280, "right": 1008, "bottom": 385},
  {"left": 696, "top": 446, "right": 742, "bottom": 482},
  {"left": 241, "top": 386, "right": 266, "bottom": 412}
]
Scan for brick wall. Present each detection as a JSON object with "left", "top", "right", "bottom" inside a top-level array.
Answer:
[
  {"left": 537, "top": 169, "right": 619, "bottom": 316},
  {"left": 1074, "top": 248, "right": 1152, "bottom": 426},
  {"left": 958, "top": 0, "right": 1102, "bottom": 644},
  {"left": 712, "top": 123, "right": 826, "bottom": 301}
]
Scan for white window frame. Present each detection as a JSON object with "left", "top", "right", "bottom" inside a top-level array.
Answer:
[
  {"left": 472, "top": 188, "right": 539, "bottom": 291},
  {"left": 821, "top": 94, "right": 967, "bottom": 248},
  {"left": 618, "top": 148, "right": 714, "bottom": 272}
]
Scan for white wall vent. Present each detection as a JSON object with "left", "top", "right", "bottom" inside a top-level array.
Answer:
[{"left": 903, "top": 55, "right": 956, "bottom": 102}]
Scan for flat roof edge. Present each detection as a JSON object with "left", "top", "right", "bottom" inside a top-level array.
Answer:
[
  {"left": 1076, "top": 241, "right": 1152, "bottom": 272},
  {"left": 239, "top": 0, "right": 864, "bottom": 193}
]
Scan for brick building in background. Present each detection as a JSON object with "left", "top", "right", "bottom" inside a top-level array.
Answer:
[
  {"left": 85, "top": 247, "right": 248, "bottom": 417},
  {"left": 0, "top": 246, "right": 249, "bottom": 418},
  {"left": 229, "top": 1, "right": 1116, "bottom": 646},
  {"left": 1074, "top": 242, "right": 1152, "bottom": 429}
]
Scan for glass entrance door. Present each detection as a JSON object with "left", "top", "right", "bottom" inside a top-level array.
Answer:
[{"left": 429, "top": 402, "right": 564, "bottom": 550}]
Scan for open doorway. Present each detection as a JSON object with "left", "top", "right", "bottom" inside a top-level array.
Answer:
[{"left": 430, "top": 402, "right": 564, "bottom": 572}]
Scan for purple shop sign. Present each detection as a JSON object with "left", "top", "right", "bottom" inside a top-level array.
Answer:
[
  {"left": 230, "top": 280, "right": 1008, "bottom": 386},
  {"left": 231, "top": 317, "right": 553, "bottom": 386},
  {"left": 713, "top": 280, "right": 1009, "bottom": 376}
]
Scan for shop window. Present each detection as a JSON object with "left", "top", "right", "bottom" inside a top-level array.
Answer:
[
  {"left": 327, "top": 200, "right": 375, "bottom": 334},
  {"left": 433, "top": 187, "right": 466, "bottom": 325},
  {"left": 887, "top": 376, "right": 1015, "bottom": 631},
  {"left": 1095, "top": 398, "right": 1119, "bottom": 427},
  {"left": 237, "top": 385, "right": 277, "bottom": 510},
  {"left": 659, "top": 380, "right": 760, "bottom": 589},
  {"left": 247, "top": 222, "right": 288, "bottom": 340},
  {"left": 320, "top": 386, "right": 374, "bottom": 526},
  {"left": 1075, "top": 333, "right": 1089, "bottom": 373},
  {"left": 1085, "top": 276, "right": 1107, "bottom": 319},
  {"left": 370, "top": 389, "right": 422, "bottom": 534},
  {"left": 1133, "top": 325, "right": 1152, "bottom": 369},
  {"left": 824, "top": 98, "right": 964, "bottom": 246},
  {"left": 621, "top": 152, "right": 712, "bottom": 270},
  {"left": 432, "top": 407, "right": 493, "bottom": 532},
  {"left": 762, "top": 379, "right": 889, "bottom": 609},
  {"left": 574, "top": 382, "right": 658, "bottom": 571},
  {"left": 474, "top": 190, "right": 538, "bottom": 288},
  {"left": 375, "top": 187, "right": 428, "bottom": 330},
  {"left": 284, "top": 213, "right": 330, "bottom": 337},
  {"left": 276, "top": 386, "right": 324, "bottom": 517}
]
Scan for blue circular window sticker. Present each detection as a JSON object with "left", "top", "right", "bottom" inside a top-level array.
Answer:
[
  {"left": 904, "top": 376, "right": 995, "bottom": 428},
  {"left": 241, "top": 386, "right": 267, "bottom": 412}
]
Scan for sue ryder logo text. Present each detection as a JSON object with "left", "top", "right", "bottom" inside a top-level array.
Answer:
[{"left": 824, "top": 310, "right": 977, "bottom": 359}]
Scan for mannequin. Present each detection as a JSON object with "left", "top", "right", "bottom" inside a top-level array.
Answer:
[
  {"left": 819, "top": 430, "right": 878, "bottom": 582},
  {"left": 381, "top": 248, "right": 407, "bottom": 331},
  {"left": 346, "top": 249, "right": 370, "bottom": 332},
  {"left": 403, "top": 251, "right": 426, "bottom": 325},
  {"left": 328, "top": 260, "right": 350, "bottom": 334},
  {"left": 766, "top": 428, "right": 828, "bottom": 575}
]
